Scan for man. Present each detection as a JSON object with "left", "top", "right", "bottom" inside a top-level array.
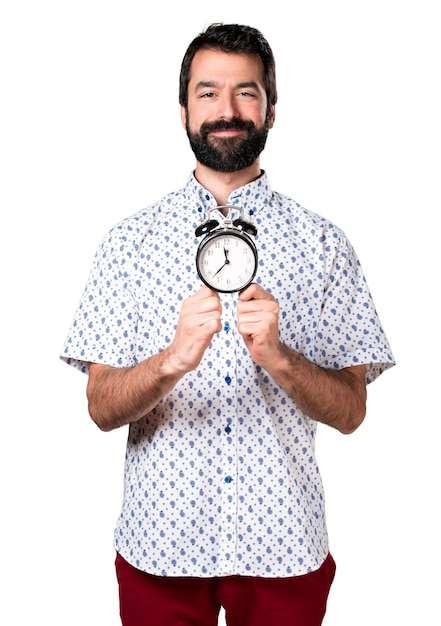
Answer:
[{"left": 61, "top": 23, "right": 394, "bottom": 626}]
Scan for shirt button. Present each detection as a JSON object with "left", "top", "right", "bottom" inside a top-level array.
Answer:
[
  {"left": 224, "top": 322, "right": 230, "bottom": 333},
  {"left": 224, "top": 476, "right": 233, "bottom": 484},
  {"left": 225, "top": 425, "right": 232, "bottom": 434},
  {"left": 225, "top": 376, "right": 232, "bottom": 385}
]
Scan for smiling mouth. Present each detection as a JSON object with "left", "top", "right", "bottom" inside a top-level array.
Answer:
[
  {"left": 210, "top": 128, "right": 246, "bottom": 138},
  {"left": 201, "top": 117, "right": 255, "bottom": 139}
]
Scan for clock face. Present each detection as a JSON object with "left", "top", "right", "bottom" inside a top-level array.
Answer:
[{"left": 196, "top": 230, "right": 258, "bottom": 293}]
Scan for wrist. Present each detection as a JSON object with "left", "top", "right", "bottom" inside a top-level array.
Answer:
[{"left": 159, "top": 346, "right": 190, "bottom": 379}]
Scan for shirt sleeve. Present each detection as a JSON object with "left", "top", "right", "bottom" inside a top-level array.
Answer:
[
  {"left": 314, "top": 230, "right": 395, "bottom": 384},
  {"left": 60, "top": 226, "right": 140, "bottom": 374}
]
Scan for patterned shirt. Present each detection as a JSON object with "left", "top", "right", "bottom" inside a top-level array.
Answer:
[{"left": 61, "top": 171, "right": 394, "bottom": 578}]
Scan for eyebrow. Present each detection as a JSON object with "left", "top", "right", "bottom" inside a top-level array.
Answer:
[{"left": 193, "top": 80, "right": 261, "bottom": 92}]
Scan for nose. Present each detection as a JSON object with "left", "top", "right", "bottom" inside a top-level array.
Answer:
[{"left": 216, "top": 93, "right": 239, "bottom": 120}]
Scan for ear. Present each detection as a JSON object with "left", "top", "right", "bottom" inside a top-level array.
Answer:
[
  {"left": 268, "top": 105, "right": 276, "bottom": 129},
  {"left": 180, "top": 105, "right": 187, "bottom": 130}
]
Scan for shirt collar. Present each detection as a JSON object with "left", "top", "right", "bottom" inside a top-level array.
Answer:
[{"left": 185, "top": 170, "right": 273, "bottom": 221}]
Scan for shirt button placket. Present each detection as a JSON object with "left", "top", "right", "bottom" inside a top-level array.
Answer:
[{"left": 218, "top": 310, "right": 238, "bottom": 574}]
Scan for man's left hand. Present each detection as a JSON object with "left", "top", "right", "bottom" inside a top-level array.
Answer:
[{"left": 237, "top": 283, "right": 280, "bottom": 369}]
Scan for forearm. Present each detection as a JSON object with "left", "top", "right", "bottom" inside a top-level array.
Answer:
[
  {"left": 86, "top": 287, "right": 223, "bottom": 432},
  {"left": 269, "top": 344, "right": 367, "bottom": 434},
  {"left": 87, "top": 349, "right": 183, "bottom": 432}
]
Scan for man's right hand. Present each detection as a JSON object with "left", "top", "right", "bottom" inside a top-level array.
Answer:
[
  {"left": 166, "top": 286, "right": 222, "bottom": 375},
  {"left": 87, "top": 286, "right": 222, "bottom": 431}
]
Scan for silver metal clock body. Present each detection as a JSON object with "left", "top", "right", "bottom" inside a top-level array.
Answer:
[{"left": 196, "top": 228, "right": 258, "bottom": 293}]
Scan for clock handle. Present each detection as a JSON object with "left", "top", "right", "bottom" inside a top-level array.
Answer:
[
  {"left": 195, "top": 219, "right": 219, "bottom": 237},
  {"left": 232, "top": 218, "right": 257, "bottom": 237}
]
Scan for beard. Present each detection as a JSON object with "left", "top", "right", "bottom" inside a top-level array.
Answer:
[{"left": 185, "top": 114, "right": 270, "bottom": 173}]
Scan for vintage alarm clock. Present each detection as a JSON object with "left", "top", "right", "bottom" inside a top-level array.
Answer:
[{"left": 195, "top": 206, "right": 258, "bottom": 293}]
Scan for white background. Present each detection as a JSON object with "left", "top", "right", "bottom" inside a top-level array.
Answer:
[{"left": 1, "top": 1, "right": 439, "bottom": 624}]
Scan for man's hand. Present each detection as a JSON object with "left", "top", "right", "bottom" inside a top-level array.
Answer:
[
  {"left": 237, "top": 283, "right": 280, "bottom": 370},
  {"left": 237, "top": 282, "right": 366, "bottom": 434},
  {"left": 87, "top": 286, "right": 222, "bottom": 431},
  {"left": 167, "top": 286, "right": 222, "bottom": 375}
]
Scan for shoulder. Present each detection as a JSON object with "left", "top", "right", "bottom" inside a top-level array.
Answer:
[
  {"left": 97, "top": 187, "right": 187, "bottom": 252},
  {"left": 265, "top": 190, "right": 349, "bottom": 248}
]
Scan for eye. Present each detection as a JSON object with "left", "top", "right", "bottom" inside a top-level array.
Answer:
[{"left": 236, "top": 85, "right": 260, "bottom": 98}]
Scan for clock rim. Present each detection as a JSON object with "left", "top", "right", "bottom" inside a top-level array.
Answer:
[{"left": 196, "top": 228, "right": 258, "bottom": 293}]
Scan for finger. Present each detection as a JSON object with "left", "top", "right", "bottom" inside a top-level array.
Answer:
[
  {"left": 196, "top": 285, "right": 220, "bottom": 300},
  {"left": 239, "top": 283, "right": 274, "bottom": 302},
  {"left": 185, "top": 287, "right": 221, "bottom": 313}
]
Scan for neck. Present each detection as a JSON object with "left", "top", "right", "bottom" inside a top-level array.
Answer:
[{"left": 194, "top": 161, "right": 262, "bottom": 206}]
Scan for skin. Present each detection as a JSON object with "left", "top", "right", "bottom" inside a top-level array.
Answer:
[
  {"left": 180, "top": 49, "right": 275, "bottom": 206},
  {"left": 87, "top": 49, "right": 367, "bottom": 435}
]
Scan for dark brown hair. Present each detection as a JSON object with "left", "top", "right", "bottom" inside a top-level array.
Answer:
[{"left": 179, "top": 23, "right": 277, "bottom": 109}]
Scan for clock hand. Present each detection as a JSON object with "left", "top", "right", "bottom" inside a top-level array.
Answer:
[
  {"left": 213, "top": 248, "right": 230, "bottom": 276},
  {"left": 213, "top": 261, "right": 227, "bottom": 276}
]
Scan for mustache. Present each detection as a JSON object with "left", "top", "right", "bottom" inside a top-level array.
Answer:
[{"left": 200, "top": 118, "right": 255, "bottom": 137}]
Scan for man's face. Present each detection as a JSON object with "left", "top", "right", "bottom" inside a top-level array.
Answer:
[{"left": 182, "top": 49, "right": 275, "bottom": 173}]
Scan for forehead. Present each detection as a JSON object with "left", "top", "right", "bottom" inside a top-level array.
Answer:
[{"left": 188, "top": 48, "right": 265, "bottom": 88}]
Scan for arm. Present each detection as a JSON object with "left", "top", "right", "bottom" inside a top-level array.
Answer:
[
  {"left": 87, "top": 286, "right": 222, "bottom": 431},
  {"left": 237, "top": 283, "right": 367, "bottom": 434}
]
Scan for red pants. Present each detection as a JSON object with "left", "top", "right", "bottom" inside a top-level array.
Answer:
[{"left": 115, "top": 552, "right": 336, "bottom": 626}]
